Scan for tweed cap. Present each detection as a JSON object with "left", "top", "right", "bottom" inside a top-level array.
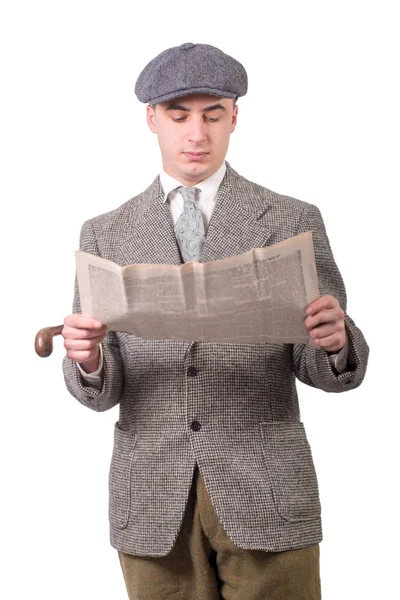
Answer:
[{"left": 135, "top": 42, "right": 248, "bottom": 105}]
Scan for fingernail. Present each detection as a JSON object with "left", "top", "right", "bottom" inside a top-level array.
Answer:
[{"left": 93, "top": 321, "right": 102, "bottom": 327}]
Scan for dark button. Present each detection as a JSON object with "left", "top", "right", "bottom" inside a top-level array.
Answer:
[
  {"left": 187, "top": 366, "right": 198, "bottom": 377},
  {"left": 191, "top": 420, "right": 201, "bottom": 432}
]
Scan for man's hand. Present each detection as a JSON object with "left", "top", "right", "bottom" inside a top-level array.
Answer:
[
  {"left": 62, "top": 314, "right": 108, "bottom": 374},
  {"left": 304, "top": 295, "right": 346, "bottom": 352}
]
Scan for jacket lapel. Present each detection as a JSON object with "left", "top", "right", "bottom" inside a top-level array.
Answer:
[
  {"left": 201, "top": 163, "right": 274, "bottom": 263},
  {"left": 116, "top": 176, "right": 183, "bottom": 266},
  {"left": 116, "top": 163, "right": 274, "bottom": 267}
]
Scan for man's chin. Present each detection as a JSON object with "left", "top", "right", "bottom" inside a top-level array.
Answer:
[{"left": 180, "top": 161, "right": 210, "bottom": 180}]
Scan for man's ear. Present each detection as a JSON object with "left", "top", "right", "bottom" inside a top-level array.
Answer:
[
  {"left": 231, "top": 104, "right": 239, "bottom": 133},
  {"left": 146, "top": 104, "right": 157, "bottom": 133}
]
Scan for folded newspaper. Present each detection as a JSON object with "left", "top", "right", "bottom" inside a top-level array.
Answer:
[{"left": 75, "top": 231, "right": 319, "bottom": 344}]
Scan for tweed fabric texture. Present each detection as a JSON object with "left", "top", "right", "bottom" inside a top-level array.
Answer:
[
  {"left": 174, "top": 186, "right": 205, "bottom": 262},
  {"left": 118, "top": 466, "right": 321, "bottom": 599},
  {"left": 134, "top": 42, "right": 248, "bottom": 105},
  {"left": 62, "top": 162, "right": 369, "bottom": 556}
]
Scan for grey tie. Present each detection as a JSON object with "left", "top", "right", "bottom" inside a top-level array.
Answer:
[{"left": 174, "top": 186, "right": 205, "bottom": 263}]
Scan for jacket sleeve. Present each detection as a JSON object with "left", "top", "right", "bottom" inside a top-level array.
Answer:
[
  {"left": 62, "top": 219, "right": 124, "bottom": 412},
  {"left": 292, "top": 202, "right": 369, "bottom": 392}
]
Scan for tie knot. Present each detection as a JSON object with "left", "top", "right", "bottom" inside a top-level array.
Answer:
[{"left": 177, "top": 186, "right": 199, "bottom": 203}]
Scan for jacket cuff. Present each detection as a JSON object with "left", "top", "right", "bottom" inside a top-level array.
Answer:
[
  {"left": 77, "top": 344, "right": 104, "bottom": 390},
  {"left": 62, "top": 341, "right": 123, "bottom": 411}
]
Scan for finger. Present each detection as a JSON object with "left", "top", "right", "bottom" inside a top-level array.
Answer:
[
  {"left": 64, "top": 334, "right": 106, "bottom": 351},
  {"left": 305, "top": 295, "right": 339, "bottom": 316},
  {"left": 313, "top": 332, "right": 346, "bottom": 352},
  {"left": 62, "top": 324, "right": 108, "bottom": 340},
  {"left": 305, "top": 308, "right": 344, "bottom": 330},
  {"left": 64, "top": 314, "right": 104, "bottom": 329},
  {"left": 309, "top": 321, "right": 345, "bottom": 340},
  {"left": 66, "top": 348, "right": 100, "bottom": 364}
]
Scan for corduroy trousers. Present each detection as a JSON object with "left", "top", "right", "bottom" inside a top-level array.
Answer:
[{"left": 118, "top": 466, "right": 321, "bottom": 600}]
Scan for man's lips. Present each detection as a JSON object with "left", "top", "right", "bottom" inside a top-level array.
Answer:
[{"left": 183, "top": 151, "right": 209, "bottom": 159}]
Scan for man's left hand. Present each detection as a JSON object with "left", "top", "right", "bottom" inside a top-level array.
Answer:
[{"left": 304, "top": 295, "right": 346, "bottom": 352}]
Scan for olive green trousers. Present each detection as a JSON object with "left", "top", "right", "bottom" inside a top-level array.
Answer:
[{"left": 118, "top": 466, "right": 321, "bottom": 600}]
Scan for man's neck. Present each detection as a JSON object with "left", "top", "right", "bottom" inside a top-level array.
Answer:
[{"left": 162, "top": 162, "right": 225, "bottom": 186}]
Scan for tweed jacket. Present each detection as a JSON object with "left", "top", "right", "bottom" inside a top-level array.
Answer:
[{"left": 62, "top": 162, "right": 369, "bottom": 556}]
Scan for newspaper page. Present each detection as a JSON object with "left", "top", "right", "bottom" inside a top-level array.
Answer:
[{"left": 75, "top": 232, "right": 319, "bottom": 344}]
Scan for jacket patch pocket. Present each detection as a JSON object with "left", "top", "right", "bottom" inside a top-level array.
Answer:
[
  {"left": 260, "top": 421, "right": 321, "bottom": 522},
  {"left": 108, "top": 422, "right": 137, "bottom": 529}
]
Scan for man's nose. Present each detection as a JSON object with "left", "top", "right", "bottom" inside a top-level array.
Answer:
[{"left": 187, "top": 118, "right": 207, "bottom": 143}]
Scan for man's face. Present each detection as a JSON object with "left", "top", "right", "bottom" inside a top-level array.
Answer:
[{"left": 146, "top": 94, "right": 238, "bottom": 185}]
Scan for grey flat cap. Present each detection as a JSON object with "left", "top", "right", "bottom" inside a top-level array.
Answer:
[{"left": 135, "top": 42, "right": 248, "bottom": 105}]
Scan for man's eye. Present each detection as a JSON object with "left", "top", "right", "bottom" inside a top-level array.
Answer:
[{"left": 171, "top": 115, "right": 220, "bottom": 123}]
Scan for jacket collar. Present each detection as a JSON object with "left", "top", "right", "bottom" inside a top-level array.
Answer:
[{"left": 116, "top": 162, "right": 274, "bottom": 267}]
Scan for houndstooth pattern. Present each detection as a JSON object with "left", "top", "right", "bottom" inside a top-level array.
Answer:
[
  {"left": 62, "top": 162, "right": 369, "bottom": 557},
  {"left": 174, "top": 186, "right": 205, "bottom": 262}
]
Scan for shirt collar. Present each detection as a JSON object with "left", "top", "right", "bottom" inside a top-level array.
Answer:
[{"left": 160, "top": 161, "right": 227, "bottom": 202}]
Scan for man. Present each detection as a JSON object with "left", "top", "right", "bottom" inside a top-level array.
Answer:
[{"left": 62, "top": 42, "right": 369, "bottom": 599}]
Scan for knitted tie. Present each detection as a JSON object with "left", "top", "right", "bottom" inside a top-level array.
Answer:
[{"left": 174, "top": 186, "right": 205, "bottom": 263}]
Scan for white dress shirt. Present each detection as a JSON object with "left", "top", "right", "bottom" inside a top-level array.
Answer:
[{"left": 77, "top": 161, "right": 348, "bottom": 388}]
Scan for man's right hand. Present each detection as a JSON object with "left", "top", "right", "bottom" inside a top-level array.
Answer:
[{"left": 62, "top": 314, "right": 108, "bottom": 374}]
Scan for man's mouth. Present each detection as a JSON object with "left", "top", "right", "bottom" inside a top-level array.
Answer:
[{"left": 183, "top": 151, "right": 209, "bottom": 159}]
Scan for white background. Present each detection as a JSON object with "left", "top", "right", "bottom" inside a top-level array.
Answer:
[{"left": 1, "top": 1, "right": 398, "bottom": 598}]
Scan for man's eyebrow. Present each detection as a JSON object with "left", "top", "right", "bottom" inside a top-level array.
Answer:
[
  {"left": 164, "top": 103, "right": 226, "bottom": 112},
  {"left": 164, "top": 104, "right": 190, "bottom": 112},
  {"left": 203, "top": 103, "right": 226, "bottom": 112}
]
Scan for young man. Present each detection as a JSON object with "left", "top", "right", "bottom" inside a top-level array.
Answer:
[{"left": 62, "top": 43, "right": 369, "bottom": 599}]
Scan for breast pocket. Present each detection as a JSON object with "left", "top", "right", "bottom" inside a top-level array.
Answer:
[
  {"left": 108, "top": 422, "right": 137, "bottom": 529},
  {"left": 260, "top": 421, "right": 321, "bottom": 522}
]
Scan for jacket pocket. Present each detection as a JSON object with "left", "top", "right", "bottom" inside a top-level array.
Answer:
[
  {"left": 108, "top": 422, "right": 137, "bottom": 529},
  {"left": 260, "top": 421, "right": 321, "bottom": 522}
]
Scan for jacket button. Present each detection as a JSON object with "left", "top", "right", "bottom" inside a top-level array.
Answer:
[
  {"left": 191, "top": 420, "right": 201, "bottom": 432},
  {"left": 187, "top": 366, "right": 198, "bottom": 377}
]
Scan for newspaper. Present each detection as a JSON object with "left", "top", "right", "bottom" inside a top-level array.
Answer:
[{"left": 75, "top": 231, "right": 319, "bottom": 344}]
